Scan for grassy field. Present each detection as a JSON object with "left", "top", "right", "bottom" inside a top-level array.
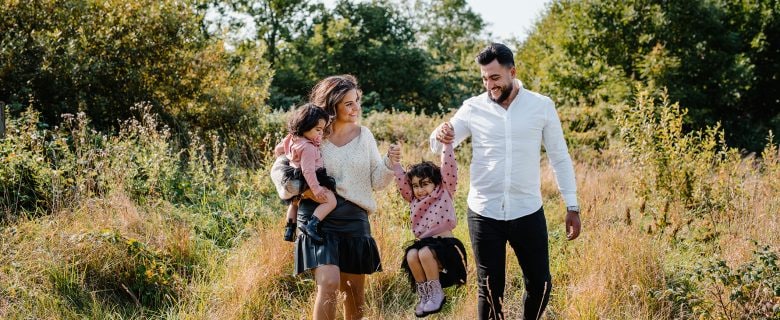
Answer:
[{"left": 1, "top": 99, "right": 779, "bottom": 319}]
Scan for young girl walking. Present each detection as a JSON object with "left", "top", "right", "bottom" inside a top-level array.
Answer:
[
  {"left": 390, "top": 123, "right": 467, "bottom": 317},
  {"left": 274, "top": 103, "right": 337, "bottom": 243}
]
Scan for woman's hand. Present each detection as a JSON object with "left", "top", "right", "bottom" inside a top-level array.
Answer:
[
  {"left": 388, "top": 142, "right": 401, "bottom": 165},
  {"left": 301, "top": 189, "right": 328, "bottom": 204}
]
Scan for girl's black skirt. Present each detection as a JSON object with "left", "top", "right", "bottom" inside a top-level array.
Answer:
[
  {"left": 400, "top": 236, "right": 468, "bottom": 292},
  {"left": 294, "top": 196, "right": 382, "bottom": 275},
  {"left": 281, "top": 166, "right": 337, "bottom": 204}
]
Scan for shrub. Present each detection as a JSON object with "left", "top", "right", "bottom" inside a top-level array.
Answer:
[
  {"left": 658, "top": 244, "right": 780, "bottom": 319},
  {"left": 616, "top": 84, "right": 747, "bottom": 236},
  {"left": 0, "top": 107, "right": 81, "bottom": 217}
]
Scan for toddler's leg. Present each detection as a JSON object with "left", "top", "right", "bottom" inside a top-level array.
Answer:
[
  {"left": 312, "top": 190, "right": 337, "bottom": 221},
  {"left": 419, "top": 247, "right": 445, "bottom": 315},
  {"left": 283, "top": 203, "right": 298, "bottom": 242},
  {"left": 301, "top": 190, "right": 335, "bottom": 244},
  {"left": 406, "top": 249, "right": 428, "bottom": 317},
  {"left": 406, "top": 249, "right": 426, "bottom": 282},
  {"left": 286, "top": 202, "right": 297, "bottom": 221}
]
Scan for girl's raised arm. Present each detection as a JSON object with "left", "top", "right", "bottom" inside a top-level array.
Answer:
[
  {"left": 392, "top": 164, "right": 413, "bottom": 203},
  {"left": 440, "top": 142, "right": 457, "bottom": 195}
]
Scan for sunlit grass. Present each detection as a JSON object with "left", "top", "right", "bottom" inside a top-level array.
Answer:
[{"left": 1, "top": 107, "right": 778, "bottom": 319}]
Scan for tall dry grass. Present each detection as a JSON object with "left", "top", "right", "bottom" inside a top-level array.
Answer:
[{"left": 1, "top": 102, "right": 779, "bottom": 319}]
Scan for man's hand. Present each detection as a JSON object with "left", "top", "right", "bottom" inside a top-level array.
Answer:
[
  {"left": 565, "top": 210, "right": 581, "bottom": 240},
  {"left": 435, "top": 122, "right": 454, "bottom": 144},
  {"left": 388, "top": 142, "right": 401, "bottom": 165}
]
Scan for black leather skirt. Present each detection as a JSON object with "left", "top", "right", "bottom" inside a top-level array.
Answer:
[{"left": 294, "top": 196, "right": 382, "bottom": 275}]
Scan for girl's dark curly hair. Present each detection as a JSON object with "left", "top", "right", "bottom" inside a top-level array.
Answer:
[
  {"left": 288, "top": 103, "right": 331, "bottom": 137},
  {"left": 405, "top": 161, "right": 442, "bottom": 187}
]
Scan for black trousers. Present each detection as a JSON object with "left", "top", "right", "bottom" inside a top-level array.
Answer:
[{"left": 468, "top": 207, "right": 552, "bottom": 320}]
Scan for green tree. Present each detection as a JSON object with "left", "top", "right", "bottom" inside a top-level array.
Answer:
[
  {"left": 518, "top": 0, "right": 780, "bottom": 151},
  {"left": 411, "top": 0, "right": 486, "bottom": 110},
  {"left": 271, "top": 0, "right": 445, "bottom": 113},
  {"left": 0, "top": 0, "right": 271, "bottom": 140},
  {"left": 208, "top": 0, "right": 311, "bottom": 66}
]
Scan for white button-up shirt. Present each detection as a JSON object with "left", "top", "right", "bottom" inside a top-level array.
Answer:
[{"left": 430, "top": 80, "right": 578, "bottom": 220}]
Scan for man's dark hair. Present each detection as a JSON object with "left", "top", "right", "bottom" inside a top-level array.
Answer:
[
  {"left": 475, "top": 43, "right": 515, "bottom": 68},
  {"left": 288, "top": 103, "right": 330, "bottom": 137},
  {"left": 406, "top": 161, "right": 442, "bottom": 187}
]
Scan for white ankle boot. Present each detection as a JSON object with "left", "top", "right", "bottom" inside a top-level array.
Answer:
[
  {"left": 422, "top": 280, "right": 445, "bottom": 314},
  {"left": 414, "top": 282, "right": 428, "bottom": 317}
]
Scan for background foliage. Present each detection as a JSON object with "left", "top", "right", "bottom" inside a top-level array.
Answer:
[
  {"left": 1, "top": 0, "right": 779, "bottom": 318},
  {"left": 517, "top": 0, "right": 780, "bottom": 150}
]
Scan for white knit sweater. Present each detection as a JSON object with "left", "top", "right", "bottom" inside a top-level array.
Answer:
[{"left": 320, "top": 126, "right": 394, "bottom": 214}]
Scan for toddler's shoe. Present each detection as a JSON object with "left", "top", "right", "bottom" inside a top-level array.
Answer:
[
  {"left": 300, "top": 216, "right": 324, "bottom": 243},
  {"left": 422, "top": 280, "right": 445, "bottom": 315},
  {"left": 283, "top": 220, "right": 296, "bottom": 242}
]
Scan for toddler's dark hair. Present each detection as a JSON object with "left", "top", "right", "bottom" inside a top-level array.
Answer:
[
  {"left": 406, "top": 161, "right": 442, "bottom": 186},
  {"left": 288, "top": 103, "right": 330, "bottom": 137}
]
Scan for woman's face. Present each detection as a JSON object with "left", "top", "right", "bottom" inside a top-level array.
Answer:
[{"left": 334, "top": 89, "right": 361, "bottom": 124}]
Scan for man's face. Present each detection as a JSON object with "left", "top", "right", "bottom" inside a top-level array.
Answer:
[{"left": 480, "top": 60, "right": 516, "bottom": 105}]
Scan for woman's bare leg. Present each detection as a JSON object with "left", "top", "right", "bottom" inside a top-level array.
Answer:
[
  {"left": 313, "top": 265, "right": 341, "bottom": 320},
  {"left": 340, "top": 272, "right": 367, "bottom": 320}
]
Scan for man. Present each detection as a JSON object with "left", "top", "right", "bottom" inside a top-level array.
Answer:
[{"left": 430, "top": 43, "right": 581, "bottom": 320}]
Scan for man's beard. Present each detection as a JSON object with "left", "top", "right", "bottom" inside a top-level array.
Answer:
[{"left": 489, "top": 82, "right": 514, "bottom": 104}]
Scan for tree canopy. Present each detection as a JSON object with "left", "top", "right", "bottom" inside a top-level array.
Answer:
[
  {"left": 2, "top": 0, "right": 778, "bottom": 151},
  {"left": 1, "top": 0, "right": 271, "bottom": 135},
  {"left": 518, "top": 0, "right": 780, "bottom": 150}
]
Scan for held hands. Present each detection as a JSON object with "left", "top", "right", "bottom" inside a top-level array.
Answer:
[
  {"left": 565, "top": 210, "right": 581, "bottom": 240},
  {"left": 435, "top": 122, "right": 455, "bottom": 144},
  {"left": 387, "top": 142, "right": 401, "bottom": 165}
]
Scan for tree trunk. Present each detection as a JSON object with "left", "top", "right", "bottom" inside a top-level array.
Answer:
[{"left": 0, "top": 101, "right": 5, "bottom": 139}]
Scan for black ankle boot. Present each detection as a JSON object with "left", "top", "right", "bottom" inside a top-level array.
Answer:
[
  {"left": 300, "top": 216, "right": 323, "bottom": 243},
  {"left": 283, "top": 220, "right": 296, "bottom": 242}
]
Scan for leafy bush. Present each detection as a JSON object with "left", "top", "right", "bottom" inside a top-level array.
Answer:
[
  {"left": 0, "top": 107, "right": 81, "bottom": 216},
  {"left": 616, "top": 85, "right": 748, "bottom": 236},
  {"left": 658, "top": 244, "right": 780, "bottom": 319}
]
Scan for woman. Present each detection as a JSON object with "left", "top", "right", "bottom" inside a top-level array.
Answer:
[{"left": 295, "top": 74, "right": 398, "bottom": 319}]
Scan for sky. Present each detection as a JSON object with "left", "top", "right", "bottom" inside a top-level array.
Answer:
[
  {"left": 320, "top": 0, "right": 551, "bottom": 42},
  {"left": 206, "top": 0, "right": 552, "bottom": 45},
  {"left": 466, "top": 0, "right": 550, "bottom": 42}
]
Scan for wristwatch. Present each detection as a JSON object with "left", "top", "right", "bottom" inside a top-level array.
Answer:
[{"left": 566, "top": 205, "right": 580, "bottom": 214}]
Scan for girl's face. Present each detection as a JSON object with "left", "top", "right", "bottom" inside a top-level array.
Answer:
[
  {"left": 303, "top": 119, "right": 327, "bottom": 144},
  {"left": 334, "top": 89, "right": 361, "bottom": 124},
  {"left": 410, "top": 176, "right": 436, "bottom": 200}
]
